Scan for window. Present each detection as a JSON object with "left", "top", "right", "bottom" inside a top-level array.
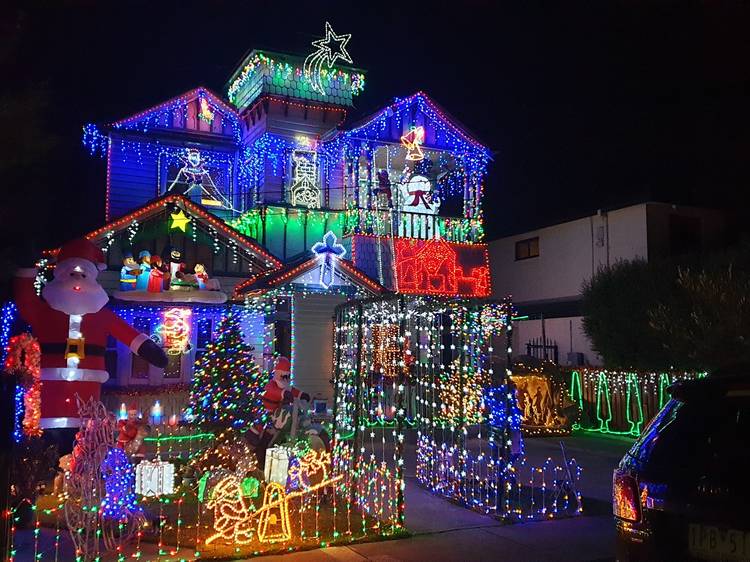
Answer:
[
  {"left": 194, "top": 317, "right": 213, "bottom": 368},
  {"left": 515, "top": 237, "right": 539, "bottom": 260}
]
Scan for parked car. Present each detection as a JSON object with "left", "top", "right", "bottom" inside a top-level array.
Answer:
[{"left": 613, "top": 373, "right": 750, "bottom": 561}]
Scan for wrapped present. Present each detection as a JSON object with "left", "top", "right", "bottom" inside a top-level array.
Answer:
[
  {"left": 264, "top": 447, "right": 290, "bottom": 486},
  {"left": 135, "top": 458, "right": 175, "bottom": 497}
]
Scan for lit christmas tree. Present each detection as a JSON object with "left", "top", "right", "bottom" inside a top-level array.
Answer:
[{"left": 189, "top": 312, "right": 267, "bottom": 429}]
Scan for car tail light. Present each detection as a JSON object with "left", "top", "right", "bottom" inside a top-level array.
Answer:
[{"left": 613, "top": 470, "right": 641, "bottom": 522}]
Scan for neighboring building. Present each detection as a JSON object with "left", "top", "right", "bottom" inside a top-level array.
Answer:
[
  {"left": 50, "top": 48, "right": 492, "bottom": 418},
  {"left": 489, "top": 202, "right": 726, "bottom": 366}
]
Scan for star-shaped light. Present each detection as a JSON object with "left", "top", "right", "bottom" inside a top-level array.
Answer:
[
  {"left": 170, "top": 210, "right": 190, "bottom": 232},
  {"left": 312, "top": 22, "right": 352, "bottom": 68}
]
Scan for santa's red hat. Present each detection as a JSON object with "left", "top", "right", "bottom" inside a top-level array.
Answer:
[
  {"left": 274, "top": 356, "right": 291, "bottom": 373},
  {"left": 57, "top": 238, "right": 107, "bottom": 271}
]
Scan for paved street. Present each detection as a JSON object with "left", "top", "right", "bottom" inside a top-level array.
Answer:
[{"left": 257, "top": 433, "right": 633, "bottom": 562}]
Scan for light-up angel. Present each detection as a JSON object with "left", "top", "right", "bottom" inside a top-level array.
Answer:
[{"left": 167, "top": 148, "right": 235, "bottom": 211}]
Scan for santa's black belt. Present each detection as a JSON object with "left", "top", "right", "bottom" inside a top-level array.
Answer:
[{"left": 41, "top": 343, "right": 106, "bottom": 356}]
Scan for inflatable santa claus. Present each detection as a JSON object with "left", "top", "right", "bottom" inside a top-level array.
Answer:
[{"left": 14, "top": 238, "right": 168, "bottom": 429}]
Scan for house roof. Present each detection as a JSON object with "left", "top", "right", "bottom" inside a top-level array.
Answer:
[
  {"left": 234, "top": 251, "right": 386, "bottom": 298},
  {"left": 345, "top": 91, "right": 490, "bottom": 153},
  {"left": 111, "top": 87, "right": 240, "bottom": 128},
  {"left": 44, "top": 194, "right": 283, "bottom": 271}
]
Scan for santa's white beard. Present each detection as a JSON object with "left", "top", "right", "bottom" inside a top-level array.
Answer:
[
  {"left": 274, "top": 374, "right": 290, "bottom": 390},
  {"left": 42, "top": 277, "right": 109, "bottom": 315}
]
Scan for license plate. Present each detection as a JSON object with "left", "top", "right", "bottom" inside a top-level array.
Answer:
[{"left": 689, "top": 524, "right": 750, "bottom": 561}]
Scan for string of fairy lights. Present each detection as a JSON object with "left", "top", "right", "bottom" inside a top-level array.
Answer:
[
  {"left": 333, "top": 296, "right": 583, "bottom": 523},
  {"left": 568, "top": 368, "right": 706, "bottom": 436}
]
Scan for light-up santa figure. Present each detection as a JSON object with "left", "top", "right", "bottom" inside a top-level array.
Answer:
[
  {"left": 14, "top": 238, "right": 168, "bottom": 429},
  {"left": 248, "top": 356, "right": 309, "bottom": 462}
]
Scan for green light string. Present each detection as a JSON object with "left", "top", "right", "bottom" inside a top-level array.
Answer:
[
  {"left": 569, "top": 370, "right": 583, "bottom": 430},
  {"left": 658, "top": 373, "right": 671, "bottom": 410},
  {"left": 594, "top": 371, "right": 613, "bottom": 433},
  {"left": 624, "top": 373, "right": 644, "bottom": 436}
]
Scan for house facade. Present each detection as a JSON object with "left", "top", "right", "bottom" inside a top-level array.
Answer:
[
  {"left": 489, "top": 202, "right": 726, "bottom": 366},
  {"left": 58, "top": 48, "right": 491, "bottom": 419}
]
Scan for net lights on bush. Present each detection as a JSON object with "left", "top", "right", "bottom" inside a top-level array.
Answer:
[{"left": 100, "top": 447, "right": 141, "bottom": 520}]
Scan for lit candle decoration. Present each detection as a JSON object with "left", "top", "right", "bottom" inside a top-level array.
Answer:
[{"left": 151, "top": 400, "right": 162, "bottom": 425}]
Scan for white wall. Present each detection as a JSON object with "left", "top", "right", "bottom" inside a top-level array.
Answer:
[
  {"left": 292, "top": 293, "right": 346, "bottom": 403},
  {"left": 511, "top": 316, "right": 602, "bottom": 366},
  {"left": 490, "top": 204, "right": 649, "bottom": 303}
]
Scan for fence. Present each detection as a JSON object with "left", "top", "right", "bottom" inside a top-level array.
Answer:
[
  {"left": 525, "top": 337, "right": 559, "bottom": 364},
  {"left": 567, "top": 368, "right": 706, "bottom": 436}
]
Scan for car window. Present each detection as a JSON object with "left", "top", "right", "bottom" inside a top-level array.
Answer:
[{"left": 628, "top": 396, "right": 750, "bottom": 479}]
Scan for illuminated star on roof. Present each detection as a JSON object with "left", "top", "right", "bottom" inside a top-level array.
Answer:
[
  {"left": 313, "top": 22, "right": 353, "bottom": 68},
  {"left": 304, "top": 22, "right": 354, "bottom": 96},
  {"left": 170, "top": 210, "right": 190, "bottom": 232}
]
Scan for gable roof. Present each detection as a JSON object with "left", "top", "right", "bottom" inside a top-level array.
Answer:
[
  {"left": 44, "top": 194, "right": 282, "bottom": 272},
  {"left": 112, "top": 87, "right": 240, "bottom": 129},
  {"left": 344, "top": 91, "right": 491, "bottom": 155},
  {"left": 234, "top": 252, "right": 386, "bottom": 298}
]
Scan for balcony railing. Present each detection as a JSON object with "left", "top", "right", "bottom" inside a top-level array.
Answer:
[{"left": 343, "top": 207, "right": 484, "bottom": 243}]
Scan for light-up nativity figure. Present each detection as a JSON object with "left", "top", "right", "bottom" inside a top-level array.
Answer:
[{"left": 167, "top": 148, "right": 235, "bottom": 211}]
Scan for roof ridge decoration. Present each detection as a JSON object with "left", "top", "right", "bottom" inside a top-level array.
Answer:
[
  {"left": 233, "top": 254, "right": 384, "bottom": 297},
  {"left": 44, "top": 194, "right": 282, "bottom": 271},
  {"left": 346, "top": 91, "right": 489, "bottom": 153},
  {"left": 82, "top": 87, "right": 243, "bottom": 155},
  {"left": 226, "top": 51, "right": 365, "bottom": 108}
]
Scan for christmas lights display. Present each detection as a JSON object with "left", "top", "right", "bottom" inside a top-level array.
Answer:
[
  {"left": 303, "top": 22, "right": 354, "bottom": 96},
  {"left": 157, "top": 307, "right": 192, "bottom": 355},
  {"left": 188, "top": 311, "right": 267, "bottom": 429},
  {"left": 290, "top": 149, "right": 321, "bottom": 208},
  {"left": 393, "top": 238, "right": 491, "bottom": 297},
  {"left": 64, "top": 396, "right": 143, "bottom": 559},
  {"left": 135, "top": 458, "right": 176, "bottom": 497},
  {"left": 511, "top": 372, "right": 571, "bottom": 436},
  {"left": 567, "top": 368, "right": 705, "bottom": 436},
  {"left": 5, "top": 28, "right": 548, "bottom": 562},
  {"left": 167, "top": 149, "right": 236, "bottom": 211},
  {"left": 311, "top": 230, "right": 346, "bottom": 289},
  {"left": 4, "top": 333, "right": 42, "bottom": 438},
  {"left": 227, "top": 50, "right": 364, "bottom": 107},
  {"left": 334, "top": 296, "right": 582, "bottom": 523}
]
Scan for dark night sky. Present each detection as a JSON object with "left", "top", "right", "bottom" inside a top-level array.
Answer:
[{"left": 3, "top": 0, "right": 750, "bottom": 253}]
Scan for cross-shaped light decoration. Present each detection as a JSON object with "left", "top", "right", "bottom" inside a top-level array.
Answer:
[{"left": 311, "top": 231, "right": 346, "bottom": 289}]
